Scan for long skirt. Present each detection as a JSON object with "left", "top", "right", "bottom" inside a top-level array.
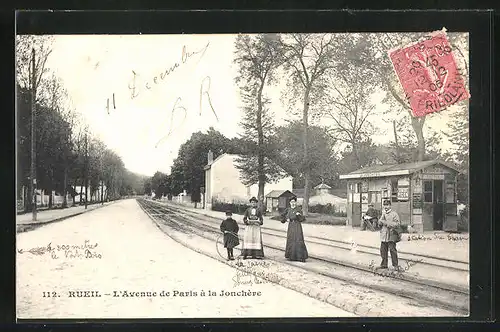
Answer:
[
  {"left": 241, "top": 224, "right": 264, "bottom": 258},
  {"left": 285, "top": 221, "right": 308, "bottom": 261}
]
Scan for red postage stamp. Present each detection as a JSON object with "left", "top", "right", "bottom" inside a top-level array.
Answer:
[{"left": 388, "top": 29, "right": 470, "bottom": 117}]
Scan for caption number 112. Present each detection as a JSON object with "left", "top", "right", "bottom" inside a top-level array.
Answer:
[{"left": 42, "top": 291, "right": 59, "bottom": 298}]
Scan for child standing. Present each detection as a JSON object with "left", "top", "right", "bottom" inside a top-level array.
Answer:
[{"left": 220, "top": 210, "right": 240, "bottom": 260}]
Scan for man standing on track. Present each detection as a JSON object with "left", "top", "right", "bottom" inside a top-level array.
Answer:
[{"left": 377, "top": 200, "right": 401, "bottom": 271}]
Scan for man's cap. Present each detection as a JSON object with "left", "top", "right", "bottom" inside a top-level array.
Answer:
[
  {"left": 383, "top": 200, "right": 391, "bottom": 206},
  {"left": 249, "top": 197, "right": 258, "bottom": 203},
  {"left": 225, "top": 210, "right": 233, "bottom": 215}
]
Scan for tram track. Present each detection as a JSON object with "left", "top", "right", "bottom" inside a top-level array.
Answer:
[
  {"left": 148, "top": 199, "right": 469, "bottom": 290},
  {"left": 162, "top": 200, "right": 469, "bottom": 270},
  {"left": 138, "top": 198, "right": 469, "bottom": 315}
]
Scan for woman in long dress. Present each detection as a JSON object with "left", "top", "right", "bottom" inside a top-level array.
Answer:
[
  {"left": 241, "top": 197, "right": 265, "bottom": 259},
  {"left": 281, "top": 196, "right": 308, "bottom": 262}
]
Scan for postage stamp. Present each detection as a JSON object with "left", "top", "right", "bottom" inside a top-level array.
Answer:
[{"left": 388, "top": 29, "right": 470, "bottom": 117}]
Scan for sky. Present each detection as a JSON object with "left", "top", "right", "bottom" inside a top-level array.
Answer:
[{"left": 43, "top": 34, "right": 468, "bottom": 177}]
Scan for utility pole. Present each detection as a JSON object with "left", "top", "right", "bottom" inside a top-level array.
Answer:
[{"left": 30, "top": 48, "right": 37, "bottom": 221}]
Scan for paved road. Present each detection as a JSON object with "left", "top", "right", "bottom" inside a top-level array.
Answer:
[{"left": 16, "top": 199, "right": 355, "bottom": 319}]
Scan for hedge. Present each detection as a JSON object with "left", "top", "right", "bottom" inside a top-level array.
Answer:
[
  {"left": 211, "top": 199, "right": 251, "bottom": 215},
  {"left": 305, "top": 203, "right": 347, "bottom": 217}
]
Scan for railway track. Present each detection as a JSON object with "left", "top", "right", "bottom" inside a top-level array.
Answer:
[
  {"left": 138, "top": 198, "right": 469, "bottom": 315},
  {"left": 161, "top": 201, "right": 468, "bottom": 270}
]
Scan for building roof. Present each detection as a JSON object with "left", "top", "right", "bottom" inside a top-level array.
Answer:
[
  {"left": 265, "top": 190, "right": 296, "bottom": 198},
  {"left": 314, "top": 183, "right": 332, "bottom": 189},
  {"left": 203, "top": 153, "right": 228, "bottom": 170},
  {"left": 339, "top": 159, "right": 460, "bottom": 180}
]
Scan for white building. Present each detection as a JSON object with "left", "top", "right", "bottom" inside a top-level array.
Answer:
[{"left": 203, "top": 152, "right": 293, "bottom": 209}]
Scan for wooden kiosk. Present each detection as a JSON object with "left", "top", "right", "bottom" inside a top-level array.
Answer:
[
  {"left": 339, "top": 160, "right": 460, "bottom": 233},
  {"left": 265, "top": 190, "right": 297, "bottom": 216}
]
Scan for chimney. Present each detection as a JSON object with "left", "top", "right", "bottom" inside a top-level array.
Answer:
[{"left": 207, "top": 150, "right": 214, "bottom": 164}]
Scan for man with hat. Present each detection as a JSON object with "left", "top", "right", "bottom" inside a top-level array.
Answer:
[
  {"left": 362, "top": 203, "right": 379, "bottom": 231},
  {"left": 241, "top": 196, "right": 264, "bottom": 259},
  {"left": 377, "top": 200, "right": 401, "bottom": 270}
]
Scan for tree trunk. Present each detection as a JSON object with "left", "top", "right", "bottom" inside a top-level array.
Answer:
[
  {"left": 24, "top": 182, "right": 29, "bottom": 213},
  {"left": 84, "top": 133, "right": 88, "bottom": 209},
  {"left": 84, "top": 179, "right": 88, "bottom": 208},
  {"left": 410, "top": 116, "right": 426, "bottom": 161},
  {"left": 256, "top": 82, "right": 266, "bottom": 214},
  {"left": 62, "top": 167, "right": 68, "bottom": 208},
  {"left": 73, "top": 177, "right": 78, "bottom": 206},
  {"left": 302, "top": 87, "right": 311, "bottom": 216},
  {"left": 393, "top": 120, "right": 401, "bottom": 163},
  {"left": 48, "top": 169, "right": 53, "bottom": 209},
  {"left": 79, "top": 181, "right": 83, "bottom": 204},
  {"left": 100, "top": 179, "right": 104, "bottom": 205},
  {"left": 351, "top": 139, "right": 360, "bottom": 169},
  {"left": 48, "top": 186, "right": 53, "bottom": 208}
]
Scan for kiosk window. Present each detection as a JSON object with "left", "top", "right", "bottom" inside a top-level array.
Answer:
[
  {"left": 423, "top": 180, "right": 433, "bottom": 202},
  {"left": 391, "top": 179, "right": 398, "bottom": 202},
  {"left": 446, "top": 181, "right": 455, "bottom": 203}
]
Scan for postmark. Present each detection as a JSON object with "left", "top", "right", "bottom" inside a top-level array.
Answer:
[{"left": 388, "top": 29, "right": 470, "bottom": 117}]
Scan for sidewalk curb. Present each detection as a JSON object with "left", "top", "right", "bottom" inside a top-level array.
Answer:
[
  {"left": 16, "top": 201, "right": 117, "bottom": 233},
  {"left": 138, "top": 202, "right": 370, "bottom": 317}
]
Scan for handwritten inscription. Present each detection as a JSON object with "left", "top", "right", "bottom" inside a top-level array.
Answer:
[
  {"left": 152, "top": 76, "right": 219, "bottom": 148},
  {"left": 18, "top": 240, "right": 101, "bottom": 260},
  {"left": 231, "top": 259, "right": 280, "bottom": 287},
  {"left": 128, "top": 42, "right": 210, "bottom": 100},
  {"left": 369, "top": 258, "right": 424, "bottom": 278},
  {"left": 406, "top": 232, "right": 469, "bottom": 241}
]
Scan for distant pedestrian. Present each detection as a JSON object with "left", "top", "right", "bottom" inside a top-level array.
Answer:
[
  {"left": 220, "top": 210, "right": 239, "bottom": 260},
  {"left": 281, "top": 197, "right": 308, "bottom": 262},
  {"left": 241, "top": 197, "right": 264, "bottom": 259},
  {"left": 377, "top": 200, "right": 401, "bottom": 270}
]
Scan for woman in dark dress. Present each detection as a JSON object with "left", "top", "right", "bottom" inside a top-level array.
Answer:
[
  {"left": 281, "top": 197, "right": 308, "bottom": 262},
  {"left": 220, "top": 211, "right": 240, "bottom": 260}
]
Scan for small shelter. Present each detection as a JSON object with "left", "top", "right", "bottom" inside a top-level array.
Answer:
[
  {"left": 314, "top": 182, "right": 332, "bottom": 195},
  {"left": 339, "top": 160, "right": 461, "bottom": 233},
  {"left": 265, "top": 190, "right": 297, "bottom": 215}
]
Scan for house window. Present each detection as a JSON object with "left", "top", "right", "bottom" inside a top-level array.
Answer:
[
  {"left": 423, "top": 180, "right": 433, "bottom": 203},
  {"left": 391, "top": 179, "right": 398, "bottom": 202}
]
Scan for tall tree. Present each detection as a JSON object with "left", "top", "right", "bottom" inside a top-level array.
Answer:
[
  {"left": 16, "top": 35, "right": 54, "bottom": 103},
  {"left": 169, "top": 128, "right": 235, "bottom": 205},
  {"left": 443, "top": 107, "right": 469, "bottom": 203},
  {"left": 337, "top": 138, "right": 379, "bottom": 174},
  {"left": 233, "top": 34, "right": 285, "bottom": 209},
  {"left": 280, "top": 33, "right": 338, "bottom": 215},
  {"left": 16, "top": 35, "right": 54, "bottom": 211},
  {"left": 273, "top": 121, "right": 338, "bottom": 190},
  {"left": 322, "top": 38, "right": 378, "bottom": 169}
]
